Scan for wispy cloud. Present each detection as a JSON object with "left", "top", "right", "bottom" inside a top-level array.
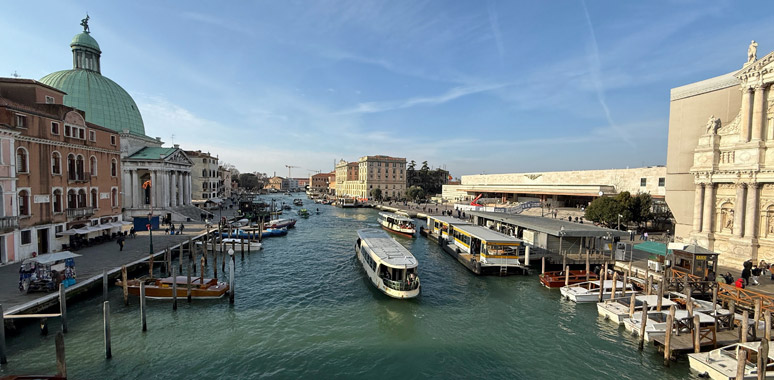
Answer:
[
  {"left": 179, "top": 11, "right": 254, "bottom": 37},
  {"left": 487, "top": 0, "right": 505, "bottom": 64}
]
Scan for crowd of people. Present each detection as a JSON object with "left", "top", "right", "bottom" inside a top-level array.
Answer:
[{"left": 715, "top": 259, "right": 770, "bottom": 289}]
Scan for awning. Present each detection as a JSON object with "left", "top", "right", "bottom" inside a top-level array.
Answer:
[
  {"left": 209, "top": 197, "right": 223, "bottom": 204},
  {"left": 23, "top": 251, "right": 82, "bottom": 265},
  {"left": 633, "top": 241, "right": 671, "bottom": 256}
]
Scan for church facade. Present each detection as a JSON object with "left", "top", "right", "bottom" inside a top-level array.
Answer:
[{"left": 667, "top": 41, "right": 774, "bottom": 267}]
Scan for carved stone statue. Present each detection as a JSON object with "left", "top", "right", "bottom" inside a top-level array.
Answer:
[
  {"left": 769, "top": 214, "right": 774, "bottom": 234},
  {"left": 705, "top": 115, "right": 720, "bottom": 134},
  {"left": 748, "top": 40, "right": 758, "bottom": 63},
  {"left": 724, "top": 209, "right": 734, "bottom": 232},
  {"left": 80, "top": 14, "right": 90, "bottom": 33}
]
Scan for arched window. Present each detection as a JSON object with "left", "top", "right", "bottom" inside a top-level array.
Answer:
[
  {"left": 91, "top": 188, "right": 98, "bottom": 208},
  {"left": 202, "top": 169, "right": 207, "bottom": 177},
  {"left": 18, "top": 190, "right": 29, "bottom": 215},
  {"left": 67, "top": 189, "right": 77, "bottom": 209},
  {"left": 16, "top": 148, "right": 28, "bottom": 173},
  {"left": 52, "top": 152, "right": 61, "bottom": 175},
  {"left": 0, "top": 185, "right": 5, "bottom": 217},
  {"left": 76, "top": 155, "right": 84, "bottom": 180},
  {"left": 77, "top": 189, "right": 86, "bottom": 208},
  {"left": 90, "top": 156, "right": 97, "bottom": 176},
  {"left": 111, "top": 188, "right": 118, "bottom": 207},
  {"left": 53, "top": 189, "right": 62, "bottom": 213},
  {"left": 67, "top": 154, "right": 76, "bottom": 180},
  {"left": 111, "top": 159, "right": 117, "bottom": 177}
]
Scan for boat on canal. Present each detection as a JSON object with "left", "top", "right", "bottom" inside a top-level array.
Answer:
[
  {"left": 596, "top": 294, "right": 677, "bottom": 325},
  {"left": 264, "top": 218, "right": 296, "bottom": 229},
  {"left": 378, "top": 212, "right": 416, "bottom": 237},
  {"left": 622, "top": 309, "right": 716, "bottom": 341},
  {"left": 298, "top": 208, "right": 310, "bottom": 218},
  {"left": 444, "top": 224, "right": 525, "bottom": 275},
  {"left": 425, "top": 215, "right": 470, "bottom": 243},
  {"left": 355, "top": 228, "right": 420, "bottom": 299},
  {"left": 116, "top": 276, "right": 229, "bottom": 300},
  {"left": 688, "top": 341, "right": 774, "bottom": 380},
  {"left": 560, "top": 280, "right": 634, "bottom": 303},
  {"left": 539, "top": 270, "right": 598, "bottom": 288},
  {"left": 293, "top": 198, "right": 303, "bottom": 206},
  {"left": 215, "top": 238, "right": 262, "bottom": 251}
]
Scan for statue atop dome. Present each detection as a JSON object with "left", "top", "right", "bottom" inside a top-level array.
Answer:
[
  {"left": 748, "top": 40, "right": 758, "bottom": 64},
  {"left": 80, "top": 14, "right": 90, "bottom": 34}
]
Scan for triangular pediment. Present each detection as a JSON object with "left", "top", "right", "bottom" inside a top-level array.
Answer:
[
  {"left": 164, "top": 149, "right": 193, "bottom": 166},
  {"left": 736, "top": 50, "right": 774, "bottom": 79}
]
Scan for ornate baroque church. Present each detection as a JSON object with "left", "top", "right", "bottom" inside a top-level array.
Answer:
[
  {"left": 39, "top": 18, "right": 196, "bottom": 221},
  {"left": 667, "top": 41, "right": 774, "bottom": 267}
]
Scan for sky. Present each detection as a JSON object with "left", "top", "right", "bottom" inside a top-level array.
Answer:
[{"left": 1, "top": 0, "right": 773, "bottom": 179}]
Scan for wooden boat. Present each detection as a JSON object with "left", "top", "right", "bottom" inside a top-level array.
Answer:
[
  {"left": 688, "top": 341, "right": 774, "bottom": 379},
  {"left": 264, "top": 218, "right": 296, "bottom": 229},
  {"left": 293, "top": 198, "right": 303, "bottom": 206},
  {"left": 560, "top": 280, "right": 634, "bottom": 303},
  {"left": 378, "top": 212, "right": 416, "bottom": 237},
  {"left": 539, "top": 270, "right": 598, "bottom": 288},
  {"left": 355, "top": 229, "right": 420, "bottom": 299},
  {"left": 622, "top": 309, "right": 716, "bottom": 341},
  {"left": 116, "top": 276, "right": 229, "bottom": 300},
  {"left": 596, "top": 294, "right": 677, "bottom": 325}
]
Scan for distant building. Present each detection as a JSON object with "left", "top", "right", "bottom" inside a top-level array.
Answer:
[
  {"left": 265, "top": 176, "right": 285, "bottom": 191},
  {"left": 185, "top": 150, "right": 220, "bottom": 201},
  {"left": 336, "top": 155, "right": 407, "bottom": 199},
  {"left": 293, "top": 177, "right": 309, "bottom": 190},
  {"left": 218, "top": 166, "right": 232, "bottom": 198},
  {"left": 310, "top": 172, "right": 335, "bottom": 195}
]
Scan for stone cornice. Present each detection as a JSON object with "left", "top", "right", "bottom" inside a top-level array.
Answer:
[
  {"left": 16, "top": 135, "right": 120, "bottom": 155},
  {"left": 671, "top": 72, "right": 740, "bottom": 101}
]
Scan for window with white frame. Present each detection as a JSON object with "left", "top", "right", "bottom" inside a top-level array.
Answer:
[
  {"left": 51, "top": 122, "right": 60, "bottom": 135},
  {"left": 45, "top": 96, "right": 55, "bottom": 104},
  {"left": 15, "top": 114, "right": 27, "bottom": 128},
  {"left": 90, "top": 156, "right": 97, "bottom": 176},
  {"left": 18, "top": 190, "right": 30, "bottom": 216},
  {"left": 89, "top": 130, "right": 96, "bottom": 142},
  {"left": 16, "top": 148, "right": 28, "bottom": 173},
  {"left": 51, "top": 152, "right": 61, "bottom": 175}
]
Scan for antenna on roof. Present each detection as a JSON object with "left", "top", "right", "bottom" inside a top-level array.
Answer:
[
  {"left": 11, "top": 71, "right": 19, "bottom": 78},
  {"left": 170, "top": 134, "right": 175, "bottom": 144}
]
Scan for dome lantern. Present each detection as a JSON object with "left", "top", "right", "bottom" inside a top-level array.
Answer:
[{"left": 70, "top": 15, "right": 101, "bottom": 73}]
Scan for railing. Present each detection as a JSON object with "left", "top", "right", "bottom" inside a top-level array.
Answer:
[
  {"left": 381, "top": 277, "right": 420, "bottom": 291},
  {"left": 0, "top": 216, "right": 18, "bottom": 232},
  {"left": 68, "top": 171, "right": 91, "bottom": 183},
  {"left": 717, "top": 282, "right": 774, "bottom": 313},
  {"left": 66, "top": 207, "right": 95, "bottom": 219}
]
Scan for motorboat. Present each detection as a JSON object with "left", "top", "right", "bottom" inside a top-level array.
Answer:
[
  {"left": 597, "top": 294, "right": 677, "bottom": 325},
  {"left": 688, "top": 341, "right": 774, "bottom": 380},
  {"left": 116, "top": 276, "right": 229, "bottom": 300},
  {"left": 378, "top": 212, "right": 416, "bottom": 237},
  {"left": 264, "top": 218, "right": 297, "bottom": 229},
  {"left": 355, "top": 229, "right": 420, "bottom": 299},
  {"left": 540, "top": 270, "right": 599, "bottom": 288},
  {"left": 560, "top": 280, "right": 634, "bottom": 303},
  {"left": 293, "top": 199, "right": 303, "bottom": 206},
  {"left": 298, "top": 208, "right": 310, "bottom": 218},
  {"left": 622, "top": 309, "right": 716, "bottom": 341}
]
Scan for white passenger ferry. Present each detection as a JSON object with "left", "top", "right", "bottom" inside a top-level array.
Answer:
[
  {"left": 355, "top": 229, "right": 420, "bottom": 299},
  {"left": 378, "top": 212, "right": 416, "bottom": 237}
]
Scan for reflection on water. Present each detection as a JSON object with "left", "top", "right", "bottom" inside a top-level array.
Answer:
[{"left": 0, "top": 195, "right": 692, "bottom": 379}]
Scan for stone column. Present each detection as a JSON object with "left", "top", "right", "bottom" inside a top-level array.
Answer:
[
  {"left": 151, "top": 171, "right": 158, "bottom": 208},
  {"left": 123, "top": 170, "right": 131, "bottom": 209},
  {"left": 178, "top": 172, "right": 184, "bottom": 207},
  {"left": 744, "top": 183, "right": 759, "bottom": 238},
  {"left": 162, "top": 170, "right": 169, "bottom": 207},
  {"left": 751, "top": 86, "right": 766, "bottom": 141},
  {"left": 734, "top": 183, "right": 746, "bottom": 237},
  {"left": 741, "top": 87, "right": 753, "bottom": 142},
  {"left": 131, "top": 170, "right": 139, "bottom": 209},
  {"left": 187, "top": 174, "right": 192, "bottom": 205},
  {"left": 693, "top": 184, "right": 704, "bottom": 232},
  {"left": 702, "top": 184, "right": 715, "bottom": 233},
  {"left": 172, "top": 171, "right": 179, "bottom": 207}
]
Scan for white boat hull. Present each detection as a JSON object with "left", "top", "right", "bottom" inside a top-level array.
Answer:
[{"left": 356, "top": 243, "right": 419, "bottom": 299}]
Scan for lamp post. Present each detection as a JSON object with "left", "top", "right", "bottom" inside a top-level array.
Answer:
[
  {"left": 617, "top": 214, "right": 622, "bottom": 231},
  {"left": 559, "top": 226, "right": 566, "bottom": 269},
  {"left": 142, "top": 180, "right": 154, "bottom": 255}
]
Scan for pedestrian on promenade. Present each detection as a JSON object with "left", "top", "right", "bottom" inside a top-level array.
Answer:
[
  {"left": 164, "top": 226, "right": 169, "bottom": 235},
  {"left": 742, "top": 263, "right": 752, "bottom": 287},
  {"left": 170, "top": 224, "right": 176, "bottom": 235},
  {"left": 117, "top": 235, "right": 125, "bottom": 251},
  {"left": 643, "top": 232, "right": 648, "bottom": 241},
  {"left": 752, "top": 266, "right": 762, "bottom": 285},
  {"left": 629, "top": 230, "right": 634, "bottom": 241},
  {"left": 180, "top": 223, "right": 185, "bottom": 234},
  {"left": 130, "top": 227, "right": 136, "bottom": 238}
]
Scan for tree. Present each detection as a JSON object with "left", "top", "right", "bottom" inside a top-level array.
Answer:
[
  {"left": 222, "top": 162, "right": 240, "bottom": 178},
  {"left": 408, "top": 160, "right": 416, "bottom": 171},
  {"left": 585, "top": 192, "right": 654, "bottom": 229},
  {"left": 238, "top": 173, "right": 259, "bottom": 190},
  {"left": 406, "top": 185, "right": 425, "bottom": 201},
  {"left": 370, "top": 188, "right": 383, "bottom": 201},
  {"left": 584, "top": 197, "right": 624, "bottom": 228}
]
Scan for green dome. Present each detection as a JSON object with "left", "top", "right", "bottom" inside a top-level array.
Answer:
[
  {"left": 40, "top": 69, "right": 145, "bottom": 136},
  {"left": 70, "top": 32, "right": 100, "bottom": 52}
]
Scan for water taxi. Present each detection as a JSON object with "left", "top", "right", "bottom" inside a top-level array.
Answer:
[
  {"left": 264, "top": 218, "right": 297, "bottom": 229},
  {"left": 424, "top": 215, "right": 470, "bottom": 243},
  {"left": 539, "top": 270, "right": 598, "bottom": 288},
  {"left": 597, "top": 294, "right": 677, "bottom": 325},
  {"left": 117, "top": 276, "right": 229, "bottom": 300},
  {"left": 445, "top": 224, "right": 524, "bottom": 275},
  {"left": 559, "top": 280, "right": 634, "bottom": 303},
  {"left": 378, "top": 212, "right": 416, "bottom": 237},
  {"left": 688, "top": 341, "right": 774, "bottom": 380},
  {"left": 293, "top": 198, "right": 303, "bottom": 206},
  {"left": 623, "top": 309, "right": 717, "bottom": 341},
  {"left": 355, "top": 229, "right": 420, "bottom": 299}
]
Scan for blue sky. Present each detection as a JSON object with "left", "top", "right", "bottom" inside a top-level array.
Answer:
[{"left": 2, "top": 1, "right": 773, "bottom": 178}]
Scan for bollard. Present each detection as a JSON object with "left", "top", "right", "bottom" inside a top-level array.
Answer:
[
  {"left": 657, "top": 278, "right": 664, "bottom": 311},
  {"left": 638, "top": 301, "right": 648, "bottom": 349},
  {"left": 121, "top": 266, "right": 129, "bottom": 306},
  {"left": 103, "top": 269, "right": 108, "bottom": 302},
  {"left": 55, "top": 331, "right": 66, "bottom": 378},
  {"left": 172, "top": 267, "right": 178, "bottom": 311},
  {"left": 59, "top": 283, "right": 68, "bottom": 333},
  {"left": 663, "top": 305, "right": 676, "bottom": 366},
  {"left": 628, "top": 293, "right": 636, "bottom": 318},
  {"left": 187, "top": 259, "right": 192, "bottom": 303},
  {"left": 741, "top": 310, "right": 749, "bottom": 343},
  {"left": 692, "top": 314, "right": 700, "bottom": 353},
  {"left": 103, "top": 301, "right": 111, "bottom": 359},
  {"left": 229, "top": 249, "right": 235, "bottom": 305},
  {"left": 735, "top": 349, "right": 747, "bottom": 379},
  {"left": 0, "top": 304, "right": 6, "bottom": 364},
  {"left": 140, "top": 282, "right": 147, "bottom": 332},
  {"left": 564, "top": 266, "right": 569, "bottom": 287}
]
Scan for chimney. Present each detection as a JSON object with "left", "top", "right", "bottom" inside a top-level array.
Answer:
[{"left": 174, "top": 144, "right": 179, "bottom": 149}]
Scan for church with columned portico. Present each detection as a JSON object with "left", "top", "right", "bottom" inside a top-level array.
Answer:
[{"left": 667, "top": 40, "right": 774, "bottom": 267}]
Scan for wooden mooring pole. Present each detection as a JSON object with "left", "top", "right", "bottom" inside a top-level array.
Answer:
[
  {"left": 59, "top": 283, "right": 68, "bottom": 333},
  {"left": 0, "top": 304, "right": 6, "bottom": 364},
  {"left": 541, "top": 256, "right": 545, "bottom": 275},
  {"left": 241, "top": 238, "right": 245, "bottom": 259},
  {"left": 149, "top": 254, "right": 154, "bottom": 278},
  {"left": 187, "top": 259, "right": 192, "bottom": 303},
  {"left": 646, "top": 275, "right": 653, "bottom": 296},
  {"left": 628, "top": 293, "right": 636, "bottom": 318},
  {"left": 735, "top": 349, "right": 747, "bottom": 379},
  {"left": 172, "top": 266, "right": 178, "bottom": 311},
  {"left": 741, "top": 310, "right": 749, "bottom": 343},
  {"left": 657, "top": 278, "right": 664, "bottom": 312},
  {"left": 200, "top": 257, "right": 205, "bottom": 285},
  {"left": 692, "top": 314, "right": 701, "bottom": 353},
  {"left": 121, "top": 265, "right": 129, "bottom": 306},
  {"left": 766, "top": 311, "right": 771, "bottom": 341},
  {"left": 761, "top": 339, "right": 770, "bottom": 379},
  {"left": 103, "top": 269, "right": 108, "bottom": 302},
  {"left": 229, "top": 249, "right": 235, "bottom": 305},
  {"left": 598, "top": 262, "right": 607, "bottom": 303},
  {"left": 178, "top": 244, "right": 183, "bottom": 274},
  {"left": 638, "top": 301, "right": 648, "bottom": 350},
  {"left": 103, "top": 301, "right": 111, "bottom": 359},
  {"left": 564, "top": 266, "right": 569, "bottom": 287},
  {"left": 166, "top": 248, "right": 172, "bottom": 277},
  {"left": 55, "top": 331, "right": 66, "bottom": 378},
  {"left": 663, "top": 305, "right": 676, "bottom": 366},
  {"left": 140, "top": 282, "right": 147, "bottom": 332},
  {"left": 213, "top": 246, "right": 218, "bottom": 280}
]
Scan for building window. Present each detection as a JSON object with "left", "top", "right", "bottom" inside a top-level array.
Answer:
[
  {"left": 21, "top": 230, "right": 31, "bottom": 245},
  {"left": 111, "top": 188, "right": 118, "bottom": 207},
  {"left": 77, "top": 189, "right": 86, "bottom": 208},
  {"left": 16, "top": 148, "right": 28, "bottom": 173},
  {"left": 45, "top": 96, "right": 55, "bottom": 104},
  {"left": 89, "top": 130, "right": 96, "bottom": 142},
  {"left": 658, "top": 177, "right": 665, "bottom": 187},
  {"left": 110, "top": 135, "right": 116, "bottom": 145},
  {"left": 15, "top": 114, "right": 27, "bottom": 128},
  {"left": 78, "top": 128, "right": 84, "bottom": 139},
  {"left": 51, "top": 122, "right": 60, "bottom": 135},
  {"left": 111, "top": 159, "right": 117, "bottom": 177},
  {"left": 65, "top": 125, "right": 71, "bottom": 137},
  {"left": 55, "top": 225, "right": 64, "bottom": 234},
  {"left": 53, "top": 189, "right": 62, "bottom": 213},
  {"left": 640, "top": 178, "right": 647, "bottom": 187},
  {"left": 76, "top": 155, "right": 84, "bottom": 179},
  {"left": 67, "top": 189, "right": 76, "bottom": 209},
  {"left": 52, "top": 152, "right": 61, "bottom": 175},
  {"left": 90, "top": 156, "right": 97, "bottom": 176},
  {"left": 18, "top": 190, "right": 30, "bottom": 216},
  {"left": 91, "top": 188, "right": 98, "bottom": 208}
]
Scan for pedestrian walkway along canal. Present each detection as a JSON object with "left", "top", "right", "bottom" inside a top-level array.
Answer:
[{"left": 1, "top": 196, "right": 693, "bottom": 378}]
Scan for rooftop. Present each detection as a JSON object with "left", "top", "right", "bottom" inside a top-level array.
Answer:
[{"left": 470, "top": 211, "right": 629, "bottom": 237}]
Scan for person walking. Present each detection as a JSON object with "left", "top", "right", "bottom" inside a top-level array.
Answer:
[
  {"left": 130, "top": 227, "right": 136, "bottom": 238},
  {"left": 752, "top": 265, "right": 762, "bottom": 285},
  {"left": 117, "top": 235, "right": 125, "bottom": 251},
  {"left": 170, "top": 223, "right": 176, "bottom": 235},
  {"left": 179, "top": 223, "right": 185, "bottom": 234},
  {"left": 742, "top": 265, "right": 752, "bottom": 287}
]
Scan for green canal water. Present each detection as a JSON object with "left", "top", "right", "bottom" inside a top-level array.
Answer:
[{"left": 2, "top": 196, "right": 697, "bottom": 379}]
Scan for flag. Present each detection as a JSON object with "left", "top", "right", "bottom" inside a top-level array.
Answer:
[
  {"left": 142, "top": 180, "right": 152, "bottom": 189},
  {"left": 448, "top": 175, "right": 453, "bottom": 180}
]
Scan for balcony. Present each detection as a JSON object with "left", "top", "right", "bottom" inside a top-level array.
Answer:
[
  {"left": 0, "top": 216, "right": 18, "bottom": 233},
  {"left": 67, "top": 207, "right": 95, "bottom": 220},
  {"left": 68, "top": 172, "right": 92, "bottom": 183}
]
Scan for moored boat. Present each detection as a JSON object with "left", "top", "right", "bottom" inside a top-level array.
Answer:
[
  {"left": 596, "top": 294, "right": 677, "bottom": 325},
  {"left": 293, "top": 198, "right": 303, "bottom": 206},
  {"left": 688, "top": 341, "right": 774, "bottom": 380},
  {"left": 560, "top": 280, "right": 634, "bottom": 303},
  {"left": 539, "top": 270, "right": 598, "bottom": 288},
  {"left": 355, "top": 229, "right": 420, "bottom": 299},
  {"left": 264, "top": 218, "right": 297, "bottom": 229},
  {"left": 378, "top": 212, "right": 416, "bottom": 237},
  {"left": 298, "top": 208, "right": 310, "bottom": 217},
  {"left": 116, "top": 276, "right": 229, "bottom": 299}
]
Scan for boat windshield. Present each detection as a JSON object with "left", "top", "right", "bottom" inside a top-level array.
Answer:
[
  {"left": 379, "top": 266, "right": 419, "bottom": 291},
  {"left": 484, "top": 244, "right": 517, "bottom": 256}
]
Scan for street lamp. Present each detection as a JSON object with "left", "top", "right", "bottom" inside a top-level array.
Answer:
[
  {"left": 559, "top": 226, "right": 566, "bottom": 270},
  {"left": 617, "top": 214, "right": 622, "bottom": 231},
  {"left": 142, "top": 180, "right": 154, "bottom": 255}
]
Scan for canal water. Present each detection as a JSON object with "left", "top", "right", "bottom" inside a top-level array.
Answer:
[{"left": 2, "top": 196, "right": 696, "bottom": 379}]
